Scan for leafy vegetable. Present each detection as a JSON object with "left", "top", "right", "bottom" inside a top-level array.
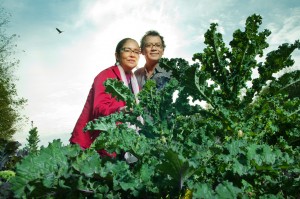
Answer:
[{"left": 10, "top": 14, "right": 300, "bottom": 198}]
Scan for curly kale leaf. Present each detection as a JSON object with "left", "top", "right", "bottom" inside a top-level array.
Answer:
[{"left": 104, "top": 78, "right": 136, "bottom": 109}]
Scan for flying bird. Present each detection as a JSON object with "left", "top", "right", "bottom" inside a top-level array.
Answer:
[{"left": 56, "top": 28, "right": 63, "bottom": 34}]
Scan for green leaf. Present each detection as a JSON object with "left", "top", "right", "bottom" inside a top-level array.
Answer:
[
  {"left": 190, "top": 183, "right": 215, "bottom": 199},
  {"left": 72, "top": 149, "right": 102, "bottom": 177},
  {"left": 104, "top": 78, "right": 136, "bottom": 108},
  {"left": 215, "top": 181, "right": 242, "bottom": 198}
]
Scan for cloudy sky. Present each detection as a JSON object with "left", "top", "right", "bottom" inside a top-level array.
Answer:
[{"left": 1, "top": 0, "right": 300, "bottom": 147}]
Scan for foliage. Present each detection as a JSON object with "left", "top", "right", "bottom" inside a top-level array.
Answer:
[
  {"left": 10, "top": 14, "right": 300, "bottom": 198},
  {"left": 0, "top": 8, "right": 27, "bottom": 140},
  {"left": 11, "top": 139, "right": 146, "bottom": 198},
  {"left": 26, "top": 122, "right": 40, "bottom": 153},
  {"left": 0, "top": 170, "right": 15, "bottom": 181},
  {"left": 0, "top": 170, "right": 15, "bottom": 199},
  {"left": 0, "top": 138, "right": 27, "bottom": 198},
  {"left": 0, "top": 138, "right": 22, "bottom": 171},
  {"left": 0, "top": 8, "right": 28, "bottom": 197}
]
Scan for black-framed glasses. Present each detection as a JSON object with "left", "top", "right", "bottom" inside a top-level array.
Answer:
[
  {"left": 145, "top": 43, "right": 163, "bottom": 49},
  {"left": 121, "top": 47, "right": 141, "bottom": 55}
]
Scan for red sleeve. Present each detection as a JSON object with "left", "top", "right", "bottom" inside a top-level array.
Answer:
[
  {"left": 69, "top": 87, "right": 95, "bottom": 149},
  {"left": 92, "top": 68, "right": 125, "bottom": 118}
]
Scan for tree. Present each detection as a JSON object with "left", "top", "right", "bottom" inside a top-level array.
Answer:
[
  {"left": 0, "top": 8, "right": 27, "bottom": 140},
  {"left": 26, "top": 121, "right": 40, "bottom": 153}
]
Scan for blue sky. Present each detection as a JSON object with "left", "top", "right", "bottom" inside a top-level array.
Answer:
[{"left": 1, "top": 0, "right": 300, "bottom": 147}]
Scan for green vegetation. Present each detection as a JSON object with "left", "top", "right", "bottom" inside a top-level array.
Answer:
[
  {"left": 0, "top": 8, "right": 27, "bottom": 140},
  {"left": 0, "top": 8, "right": 29, "bottom": 198},
  {"left": 9, "top": 14, "right": 300, "bottom": 198},
  {"left": 0, "top": 139, "right": 21, "bottom": 198},
  {"left": 26, "top": 121, "right": 40, "bottom": 153}
]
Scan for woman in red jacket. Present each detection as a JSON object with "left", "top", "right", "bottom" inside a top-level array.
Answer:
[{"left": 69, "top": 38, "right": 141, "bottom": 158}]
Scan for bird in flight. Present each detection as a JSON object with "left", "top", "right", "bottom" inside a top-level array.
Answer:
[{"left": 56, "top": 28, "right": 63, "bottom": 34}]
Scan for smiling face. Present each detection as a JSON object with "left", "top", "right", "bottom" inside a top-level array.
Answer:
[
  {"left": 115, "top": 39, "right": 140, "bottom": 72},
  {"left": 142, "top": 35, "right": 164, "bottom": 66}
]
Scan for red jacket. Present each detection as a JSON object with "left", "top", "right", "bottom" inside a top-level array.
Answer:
[{"left": 70, "top": 65, "right": 126, "bottom": 157}]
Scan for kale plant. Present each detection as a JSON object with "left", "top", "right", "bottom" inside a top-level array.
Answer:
[{"left": 10, "top": 14, "right": 300, "bottom": 198}]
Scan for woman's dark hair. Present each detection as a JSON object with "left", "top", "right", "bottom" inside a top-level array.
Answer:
[
  {"left": 115, "top": 38, "right": 135, "bottom": 63},
  {"left": 140, "top": 30, "right": 166, "bottom": 50}
]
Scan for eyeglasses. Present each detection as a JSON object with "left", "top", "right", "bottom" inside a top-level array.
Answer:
[
  {"left": 121, "top": 47, "right": 141, "bottom": 55},
  {"left": 145, "top": 43, "right": 163, "bottom": 49}
]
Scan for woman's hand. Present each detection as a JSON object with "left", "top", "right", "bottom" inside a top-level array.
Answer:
[{"left": 119, "top": 106, "right": 133, "bottom": 113}]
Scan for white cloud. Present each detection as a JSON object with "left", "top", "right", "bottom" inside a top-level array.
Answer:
[{"left": 268, "top": 13, "right": 300, "bottom": 46}]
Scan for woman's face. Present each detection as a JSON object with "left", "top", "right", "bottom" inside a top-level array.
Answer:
[{"left": 116, "top": 39, "right": 140, "bottom": 72}]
